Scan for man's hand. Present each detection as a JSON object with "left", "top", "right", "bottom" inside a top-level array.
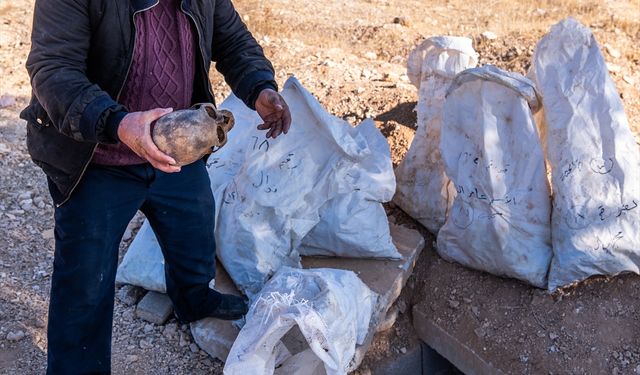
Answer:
[
  {"left": 117, "top": 107, "right": 182, "bottom": 173},
  {"left": 255, "top": 88, "right": 292, "bottom": 139}
]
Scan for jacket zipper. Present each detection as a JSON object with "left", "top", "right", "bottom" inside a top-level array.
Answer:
[
  {"left": 56, "top": 2, "right": 159, "bottom": 207},
  {"left": 181, "top": 3, "right": 215, "bottom": 102}
]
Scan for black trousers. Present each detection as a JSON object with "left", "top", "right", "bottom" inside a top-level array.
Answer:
[{"left": 47, "top": 160, "right": 221, "bottom": 374}]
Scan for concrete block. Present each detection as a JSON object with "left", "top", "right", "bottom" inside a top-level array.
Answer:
[
  {"left": 191, "top": 263, "right": 241, "bottom": 361},
  {"left": 136, "top": 291, "right": 173, "bottom": 325},
  {"left": 413, "top": 307, "right": 506, "bottom": 375},
  {"left": 303, "top": 223, "right": 425, "bottom": 370}
]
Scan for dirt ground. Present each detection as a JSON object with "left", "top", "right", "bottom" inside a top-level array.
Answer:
[{"left": 1, "top": 0, "right": 639, "bottom": 374}]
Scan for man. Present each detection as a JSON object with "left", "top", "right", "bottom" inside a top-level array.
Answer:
[{"left": 21, "top": 0, "right": 291, "bottom": 373}]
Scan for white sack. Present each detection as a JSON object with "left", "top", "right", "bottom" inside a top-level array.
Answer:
[
  {"left": 215, "top": 77, "right": 397, "bottom": 296},
  {"left": 394, "top": 36, "right": 478, "bottom": 233},
  {"left": 437, "top": 65, "right": 553, "bottom": 288},
  {"left": 115, "top": 220, "right": 166, "bottom": 293},
  {"left": 530, "top": 18, "right": 640, "bottom": 291},
  {"left": 223, "top": 267, "right": 376, "bottom": 375},
  {"left": 298, "top": 119, "right": 399, "bottom": 259}
]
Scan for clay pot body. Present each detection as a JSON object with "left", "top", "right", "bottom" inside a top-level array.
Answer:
[{"left": 152, "top": 103, "right": 234, "bottom": 166}]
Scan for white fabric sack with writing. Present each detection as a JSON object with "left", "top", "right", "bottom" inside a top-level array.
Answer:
[
  {"left": 298, "top": 119, "right": 399, "bottom": 259},
  {"left": 437, "top": 65, "right": 552, "bottom": 288},
  {"left": 530, "top": 18, "right": 640, "bottom": 291},
  {"left": 394, "top": 36, "right": 478, "bottom": 234},
  {"left": 214, "top": 77, "right": 397, "bottom": 296},
  {"left": 223, "top": 267, "right": 375, "bottom": 375}
]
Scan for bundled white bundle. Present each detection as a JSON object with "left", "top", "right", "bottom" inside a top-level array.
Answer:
[
  {"left": 530, "top": 18, "right": 640, "bottom": 291},
  {"left": 438, "top": 65, "right": 552, "bottom": 288},
  {"left": 395, "top": 36, "right": 478, "bottom": 233}
]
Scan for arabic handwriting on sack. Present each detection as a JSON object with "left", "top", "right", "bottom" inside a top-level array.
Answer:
[
  {"left": 593, "top": 231, "right": 624, "bottom": 255},
  {"left": 565, "top": 200, "right": 638, "bottom": 229},
  {"left": 279, "top": 153, "right": 300, "bottom": 170},
  {"left": 459, "top": 152, "right": 509, "bottom": 174},
  {"left": 560, "top": 157, "right": 614, "bottom": 182},
  {"left": 224, "top": 180, "right": 240, "bottom": 204},
  {"left": 560, "top": 159, "right": 582, "bottom": 182},
  {"left": 252, "top": 136, "right": 270, "bottom": 152},
  {"left": 452, "top": 201, "right": 474, "bottom": 229},
  {"left": 455, "top": 185, "right": 519, "bottom": 206},
  {"left": 589, "top": 157, "right": 614, "bottom": 175},
  {"left": 252, "top": 171, "right": 278, "bottom": 193},
  {"left": 206, "top": 158, "right": 226, "bottom": 169}
]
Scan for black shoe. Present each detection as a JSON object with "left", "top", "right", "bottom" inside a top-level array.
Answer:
[{"left": 209, "top": 292, "right": 248, "bottom": 320}]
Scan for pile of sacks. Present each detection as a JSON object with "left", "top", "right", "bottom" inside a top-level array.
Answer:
[
  {"left": 117, "top": 77, "right": 401, "bottom": 374},
  {"left": 395, "top": 18, "right": 640, "bottom": 291}
]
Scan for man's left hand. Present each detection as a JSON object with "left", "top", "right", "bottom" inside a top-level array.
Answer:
[{"left": 255, "top": 88, "right": 292, "bottom": 139}]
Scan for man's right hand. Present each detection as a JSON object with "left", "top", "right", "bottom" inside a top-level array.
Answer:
[{"left": 117, "top": 107, "right": 181, "bottom": 173}]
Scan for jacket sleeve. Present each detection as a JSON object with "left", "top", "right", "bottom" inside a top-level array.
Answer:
[
  {"left": 25, "top": 0, "right": 125, "bottom": 143},
  {"left": 211, "top": 0, "right": 278, "bottom": 110}
]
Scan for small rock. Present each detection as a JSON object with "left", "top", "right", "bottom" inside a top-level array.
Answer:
[
  {"left": 480, "top": 31, "right": 498, "bottom": 41},
  {"left": 399, "top": 347, "right": 407, "bottom": 354},
  {"left": 117, "top": 285, "right": 144, "bottom": 306},
  {"left": 448, "top": 299, "right": 460, "bottom": 309},
  {"left": 163, "top": 323, "right": 177, "bottom": 338},
  {"left": 179, "top": 332, "right": 189, "bottom": 347},
  {"left": 18, "top": 191, "right": 32, "bottom": 200},
  {"left": 6, "top": 330, "right": 25, "bottom": 342},
  {"left": 143, "top": 323, "right": 154, "bottom": 334},
  {"left": 549, "top": 345, "right": 558, "bottom": 353},
  {"left": 471, "top": 306, "right": 480, "bottom": 318},
  {"left": 189, "top": 343, "right": 199, "bottom": 353},
  {"left": 474, "top": 327, "right": 486, "bottom": 338},
  {"left": 396, "top": 299, "right": 407, "bottom": 314},
  {"left": 139, "top": 338, "right": 152, "bottom": 349},
  {"left": 635, "top": 364, "right": 640, "bottom": 374},
  {"left": 612, "top": 367, "right": 619, "bottom": 375},
  {"left": 549, "top": 332, "right": 558, "bottom": 340},
  {"left": 392, "top": 16, "right": 409, "bottom": 26},
  {"left": 126, "top": 354, "right": 139, "bottom": 364},
  {"left": 0, "top": 95, "right": 16, "bottom": 108},
  {"left": 604, "top": 44, "right": 621, "bottom": 59},
  {"left": 122, "top": 227, "right": 133, "bottom": 242},
  {"left": 519, "top": 355, "right": 529, "bottom": 363},
  {"left": 607, "top": 63, "right": 622, "bottom": 73},
  {"left": 364, "top": 51, "right": 377, "bottom": 60},
  {"left": 41, "top": 229, "right": 55, "bottom": 240}
]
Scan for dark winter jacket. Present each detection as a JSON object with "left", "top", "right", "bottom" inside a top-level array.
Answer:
[{"left": 20, "top": 0, "right": 276, "bottom": 205}]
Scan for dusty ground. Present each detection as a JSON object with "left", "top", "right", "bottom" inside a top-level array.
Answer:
[{"left": 1, "top": 0, "right": 639, "bottom": 374}]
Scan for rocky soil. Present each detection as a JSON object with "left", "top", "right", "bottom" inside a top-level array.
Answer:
[{"left": 1, "top": 0, "right": 639, "bottom": 374}]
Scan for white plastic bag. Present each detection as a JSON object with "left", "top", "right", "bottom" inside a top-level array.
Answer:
[
  {"left": 215, "top": 77, "right": 397, "bottom": 295},
  {"left": 395, "top": 37, "right": 478, "bottom": 233},
  {"left": 223, "top": 267, "right": 376, "bottom": 375},
  {"left": 115, "top": 220, "right": 166, "bottom": 293},
  {"left": 437, "top": 65, "right": 553, "bottom": 288},
  {"left": 530, "top": 18, "right": 640, "bottom": 291}
]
